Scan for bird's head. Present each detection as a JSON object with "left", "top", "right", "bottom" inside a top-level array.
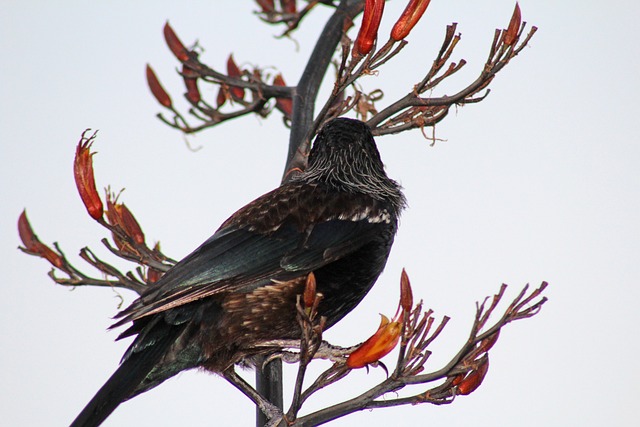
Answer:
[{"left": 300, "top": 118, "right": 405, "bottom": 209}]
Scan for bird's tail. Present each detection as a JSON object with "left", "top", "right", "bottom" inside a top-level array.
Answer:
[{"left": 70, "top": 322, "right": 184, "bottom": 427}]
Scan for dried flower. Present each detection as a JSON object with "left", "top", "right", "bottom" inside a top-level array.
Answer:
[
  {"left": 73, "top": 130, "right": 103, "bottom": 220},
  {"left": 390, "top": 0, "right": 431, "bottom": 41}
]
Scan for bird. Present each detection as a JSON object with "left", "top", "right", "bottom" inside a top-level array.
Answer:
[{"left": 70, "top": 117, "right": 406, "bottom": 426}]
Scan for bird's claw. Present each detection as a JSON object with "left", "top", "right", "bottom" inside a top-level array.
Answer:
[{"left": 258, "top": 339, "right": 359, "bottom": 368}]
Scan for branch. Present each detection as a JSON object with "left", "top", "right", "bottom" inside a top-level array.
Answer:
[
  {"left": 243, "top": 274, "right": 547, "bottom": 426},
  {"left": 282, "top": 0, "right": 366, "bottom": 182}
]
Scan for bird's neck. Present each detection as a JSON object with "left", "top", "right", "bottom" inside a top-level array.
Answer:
[{"left": 300, "top": 157, "right": 406, "bottom": 214}]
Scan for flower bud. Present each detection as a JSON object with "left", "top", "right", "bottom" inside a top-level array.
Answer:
[
  {"left": 353, "top": 0, "right": 385, "bottom": 56},
  {"left": 146, "top": 64, "right": 173, "bottom": 108},
  {"left": 504, "top": 3, "right": 521, "bottom": 46},
  {"left": 390, "top": 0, "right": 431, "bottom": 41},
  {"left": 163, "top": 22, "right": 189, "bottom": 62}
]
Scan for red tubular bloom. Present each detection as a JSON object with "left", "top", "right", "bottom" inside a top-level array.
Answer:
[
  {"left": 163, "top": 22, "right": 189, "bottom": 62},
  {"left": 74, "top": 131, "right": 103, "bottom": 220},
  {"left": 226, "top": 54, "right": 245, "bottom": 101},
  {"left": 18, "top": 210, "right": 64, "bottom": 268},
  {"left": 146, "top": 64, "right": 173, "bottom": 108},
  {"left": 273, "top": 73, "right": 293, "bottom": 118},
  {"left": 504, "top": 3, "right": 521, "bottom": 46},
  {"left": 347, "top": 314, "right": 402, "bottom": 368},
  {"left": 457, "top": 356, "right": 490, "bottom": 395},
  {"left": 353, "top": 0, "right": 385, "bottom": 56},
  {"left": 390, "top": 0, "right": 432, "bottom": 41}
]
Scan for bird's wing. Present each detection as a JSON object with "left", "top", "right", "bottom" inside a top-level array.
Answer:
[{"left": 113, "top": 188, "right": 391, "bottom": 326}]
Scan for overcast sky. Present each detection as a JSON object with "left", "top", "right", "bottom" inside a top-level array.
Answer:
[{"left": 1, "top": 1, "right": 638, "bottom": 426}]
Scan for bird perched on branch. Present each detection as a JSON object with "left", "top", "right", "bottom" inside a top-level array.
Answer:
[{"left": 71, "top": 117, "right": 406, "bottom": 426}]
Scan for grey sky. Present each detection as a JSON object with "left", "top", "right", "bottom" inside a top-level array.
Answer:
[{"left": 1, "top": 1, "right": 637, "bottom": 426}]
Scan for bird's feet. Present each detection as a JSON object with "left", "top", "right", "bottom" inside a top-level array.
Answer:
[{"left": 256, "top": 339, "right": 360, "bottom": 367}]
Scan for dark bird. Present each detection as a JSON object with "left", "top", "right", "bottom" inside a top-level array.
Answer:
[{"left": 71, "top": 117, "right": 406, "bottom": 426}]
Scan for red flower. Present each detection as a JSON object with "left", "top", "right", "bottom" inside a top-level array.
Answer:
[
  {"left": 347, "top": 314, "right": 402, "bottom": 368},
  {"left": 353, "top": 0, "right": 385, "bottom": 56},
  {"left": 347, "top": 269, "right": 414, "bottom": 368},
  {"left": 390, "top": 0, "right": 432, "bottom": 41},
  {"left": 73, "top": 130, "right": 103, "bottom": 220}
]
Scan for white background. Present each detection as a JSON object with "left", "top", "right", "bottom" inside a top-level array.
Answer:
[{"left": 1, "top": 1, "right": 638, "bottom": 426}]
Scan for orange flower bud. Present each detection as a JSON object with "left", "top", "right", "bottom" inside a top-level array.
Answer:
[
  {"left": 163, "top": 22, "right": 189, "bottom": 62},
  {"left": 74, "top": 131, "right": 103, "bottom": 220},
  {"left": 457, "top": 356, "right": 490, "bottom": 395},
  {"left": 504, "top": 3, "right": 521, "bottom": 46},
  {"left": 226, "top": 54, "right": 245, "bottom": 101},
  {"left": 303, "top": 272, "right": 317, "bottom": 308},
  {"left": 182, "top": 64, "right": 201, "bottom": 104},
  {"left": 353, "top": 0, "right": 385, "bottom": 56},
  {"left": 146, "top": 64, "right": 173, "bottom": 108},
  {"left": 400, "top": 268, "right": 413, "bottom": 313},
  {"left": 18, "top": 210, "right": 64, "bottom": 269},
  {"left": 273, "top": 73, "right": 293, "bottom": 118},
  {"left": 390, "top": 0, "right": 431, "bottom": 41},
  {"left": 347, "top": 314, "right": 402, "bottom": 368}
]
